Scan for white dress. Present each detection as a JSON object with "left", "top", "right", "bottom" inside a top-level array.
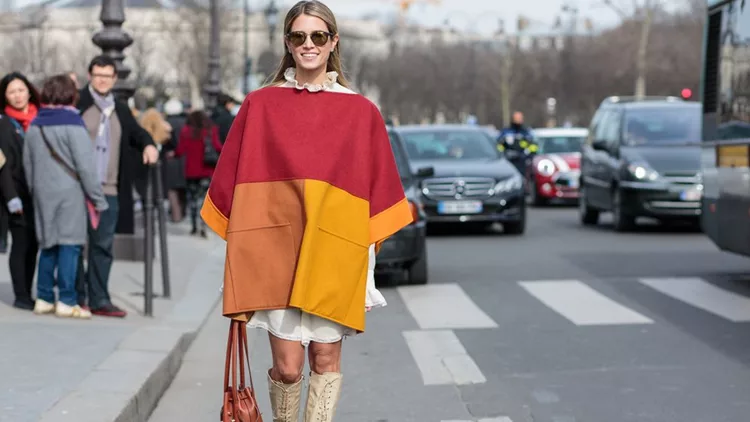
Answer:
[{"left": 243, "top": 68, "right": 388, "bottom": 346}]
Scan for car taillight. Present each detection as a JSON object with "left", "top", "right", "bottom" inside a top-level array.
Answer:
[{"left": 409, "top": 201, "right": 420, "bottom": 224}]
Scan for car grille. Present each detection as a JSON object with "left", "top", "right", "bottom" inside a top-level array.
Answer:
[
  {"left": 421, "top": 177, "right": 495, "bottom": 200},
  {"left": 661, "top": 171, "right": 700, "bottom": 185}
]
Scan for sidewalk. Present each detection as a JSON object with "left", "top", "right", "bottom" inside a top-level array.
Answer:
[{"left": 0, "top": 219, "right": 225, "bottom": 422}]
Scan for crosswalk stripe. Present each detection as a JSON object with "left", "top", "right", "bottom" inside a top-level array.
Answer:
[
  {"left": 638, "top": 277, "right": 750, "bottom": 322},
  {"left": 403, "top": 330, "right": 486, "bottom": 385},
  {"left": 519, "top": 280, "right": 654, "bottom": 326},
  {"left": 398, "top": 283, "right": 498, "bottom": 329}
]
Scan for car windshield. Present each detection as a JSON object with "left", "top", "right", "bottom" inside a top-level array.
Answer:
[
  {"left": 537, "top": 136, "right": 584, "bottom": 154},
  {"left": 400, "top": 130, "right": 498, "bottom": 160},
  {"left": 624, "top": 107, "right": 701, "bottom": 144},
  {"left": 388, "top": 133, "right": 412, "bottom": 181}
]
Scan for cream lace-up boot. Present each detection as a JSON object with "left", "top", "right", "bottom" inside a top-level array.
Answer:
[
  {"left": 304, "top": 372, "right": 343, "bottom": 422},
  {"left": 268, "top": 370, "right": 303, "bottom": 422}
]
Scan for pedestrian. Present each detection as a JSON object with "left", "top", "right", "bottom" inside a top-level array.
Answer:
[
  {"left": 0, "top": 71, "right": 41, "bottom": 311},
  {"left": 200, "top": 1, "right": 412, "bottom": 420},
  {"left": 75, "top": 55, "right": 159, "bottom": 318},
  {"left": 170, "top": 109, "right": 221, "bottom": 237},
  {"left": 211, "top": 93, "right": 239, "bottom": 144},
  {"left": 162, "top": 98, "right": 188, "bottom": 222},
  {"left": 23, "top": 74, "right": 109, "bottom": 319}
]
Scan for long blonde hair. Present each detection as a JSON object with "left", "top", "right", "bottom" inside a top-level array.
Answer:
[{"left": 266, "top": 0, "right": 351, "bottom": 88}]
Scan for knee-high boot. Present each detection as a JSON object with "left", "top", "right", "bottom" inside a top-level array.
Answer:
[
  {"left": 304, "top": 372, "right": 343, "bottom": 422},
  {"left": 267, "top": 370, "right": 303, "bottom": 422}
]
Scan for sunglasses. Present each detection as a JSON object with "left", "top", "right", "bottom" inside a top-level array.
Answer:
[{"left": 285, "top": 30, "right": 335, "bottom": 47}]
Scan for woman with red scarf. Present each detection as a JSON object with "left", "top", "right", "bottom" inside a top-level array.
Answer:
[{"left": 0, "top": 72, "right": 41, "bottom": 310}]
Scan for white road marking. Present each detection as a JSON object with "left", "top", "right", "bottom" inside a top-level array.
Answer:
[
  {"left": 398, "top": 283, "right": 497, "bottom": 329},
  {"left": 440, "top": 418, "right": 513, "bottom": 422},
  {"left": 639, "top": 277, "right": 750, "bottom": 322},
  {"left": 403, "top": 330, "right": 486, "bottom": 385},
  {"left": 519, "top": 280, "right": 654, "bottom": 326}
]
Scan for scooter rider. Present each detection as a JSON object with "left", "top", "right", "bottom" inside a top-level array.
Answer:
[{"left": 497, "top": 111, "right": 538, "bottom": 174}]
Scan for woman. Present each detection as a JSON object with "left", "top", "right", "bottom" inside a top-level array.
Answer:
[
  {"left": 0, "top": 72, "right": 41, "bottom": 310},
  {"left": 172, "top": 110, "right": 221, "bottom": 237},
  {"left": 200, "top": 1, "right": 412, "bottom": 420},
  {"left": 23, "top": 74, "right": 109, "bottom": 318}
]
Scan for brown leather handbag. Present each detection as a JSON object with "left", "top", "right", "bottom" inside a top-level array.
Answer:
[{"left": 221, "top": 319, "right": 263, "bottom": 422}]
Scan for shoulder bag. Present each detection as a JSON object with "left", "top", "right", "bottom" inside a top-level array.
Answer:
[
  {"left": 204, "top": 129, "right": 219, "bottom": 167},
  {"left": 221, "top": 319, "right": 263, "bottom": 422},
  {"left": 39, "top": 127, "right": 101, "bottom": 230}
]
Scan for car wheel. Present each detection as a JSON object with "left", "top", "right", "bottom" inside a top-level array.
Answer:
[
  {"left": 529, "top": 179, "right": 547, "bottom": 206},
  {"left": 612, "top": 188, "right": 635, "bottom": 232},
  {"left": 579, "top": 185, "right": 599, "bottom": 225},
  {"left": 407, "top": 249, "right": 428, "bottom": 285},
  {"left": 504, "top": 206, "right": 526, "bottom": 235}
]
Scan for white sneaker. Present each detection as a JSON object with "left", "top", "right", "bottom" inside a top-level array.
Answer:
[
  {"left": 55, "top": 302, "right": 92, "bottom": 319},
  {"left": 33, "top": 299, "right": 55, "bottom": 315}
]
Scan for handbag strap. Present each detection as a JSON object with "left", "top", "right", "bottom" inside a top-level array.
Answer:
[
  {"left": 39, "top": 126, "right": 80, "bottom": 182},
  {"left": 242, "top": 323, "right": 256, "bottom": 391},
  {"left": 224, "top": 319, "right": 233, "bottom": 390},
  {"left": 231, "top": 323, "right": 240, "bottom": 405},
  {"left": 223, "top": 320, "right": 258, "bottom": 392}
]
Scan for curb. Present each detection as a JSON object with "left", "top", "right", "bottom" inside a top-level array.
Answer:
[{"left": 38, "top": 241, "right": 225, "bottom": 422}]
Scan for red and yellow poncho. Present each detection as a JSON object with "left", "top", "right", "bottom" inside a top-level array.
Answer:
[{"left": 201, "top": 86, "right": 413, "bottom": 332}]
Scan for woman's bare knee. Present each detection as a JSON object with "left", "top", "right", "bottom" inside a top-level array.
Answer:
[
  {"left": 268, "top": 333, "right": 305, "bottom": 383},
  {"left": 308, "top": 341, "right": 342, "bottom": 374}
]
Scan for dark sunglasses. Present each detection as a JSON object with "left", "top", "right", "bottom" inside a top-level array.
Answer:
[{"left": 285, "top": 30, "right": 334, "bottom": 47}]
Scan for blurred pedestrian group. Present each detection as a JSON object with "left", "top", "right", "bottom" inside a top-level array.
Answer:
[{"left": 0, "top": 55, "right": 231, "bottom": 319}]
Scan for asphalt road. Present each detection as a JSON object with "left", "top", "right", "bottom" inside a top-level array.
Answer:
[{"left": 149, "top": 205, "right": 750, "bottom": 422}]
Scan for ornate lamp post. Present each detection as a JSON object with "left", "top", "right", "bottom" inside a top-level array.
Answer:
[
  {"left": 204, "top": 0, "right": 221, "bottom": 109},
  {"left": 92, "top": 0, "right": 134, "bottom": 100}
]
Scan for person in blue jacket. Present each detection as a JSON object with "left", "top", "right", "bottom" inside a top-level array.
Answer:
[{"left": 497, "top": 111, "right": 538, "bottom": 174}]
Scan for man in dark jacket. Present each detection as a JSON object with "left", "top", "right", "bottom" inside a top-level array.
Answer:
[
  {"left": 76, "top": 55, "right": 158, "bottom": 318},
  {"left": 211, "top": 92, "right": 239, "bottom": 144},
  {"left": 497, "top": 111, "right": 538, "bottom": 174}
]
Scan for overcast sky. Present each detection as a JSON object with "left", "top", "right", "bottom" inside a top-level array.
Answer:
[
  {"left": 9, "top": 0, "right": 678, "bottom": 35},
  {"left": 315, "top": 0, "right": 623, "bottom": 34}
]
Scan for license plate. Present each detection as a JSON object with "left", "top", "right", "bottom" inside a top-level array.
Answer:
[
  {"left": 437, "top": 200, "right": 483, "bottom": 214},
  {"left": 680, "top": 189, "right": 702, "bottom": 201}
]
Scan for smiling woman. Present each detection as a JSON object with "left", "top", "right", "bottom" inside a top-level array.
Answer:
[
  {"left": 203, "top": 1, "right": 412, "bottom": 421},
  {"left": 266, "top": 1, "right": 349, "bottom": 89}
]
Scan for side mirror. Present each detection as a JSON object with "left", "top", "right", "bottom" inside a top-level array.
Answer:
[
  {"left": 592, "top": 139, "right": 608, "bottom": 151},
  {"left": 415, "top": 166, "right": 435, "bottom": 178}
]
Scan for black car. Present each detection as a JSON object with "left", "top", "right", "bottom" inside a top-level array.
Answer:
[
  {"left": 390, "top": 124, "right": 526, "bottom": 234},
  {"left": 374, "top": 131, "right": 431, "bottom": 284},
  {"left": 579, "top": 96, "right": 703, "bottom": 231}
]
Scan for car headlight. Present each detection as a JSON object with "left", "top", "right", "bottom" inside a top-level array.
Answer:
[
  {"left": 536, "top": 159, "right": 555, "bottom": 177},
  {"left": 627, "top": 162, "right": 659, "bottom": 181},
  {"left": 493, "top": 175, "right": 523, "bottom": 194}
]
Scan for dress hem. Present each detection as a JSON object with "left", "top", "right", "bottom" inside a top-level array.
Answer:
[{"left": 247, "top": 320, "right": 354, "bottom": 345}]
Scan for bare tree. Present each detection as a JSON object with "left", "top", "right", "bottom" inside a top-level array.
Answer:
[{"left": 602, "top": 0, "right": 670, "bottom": 98}]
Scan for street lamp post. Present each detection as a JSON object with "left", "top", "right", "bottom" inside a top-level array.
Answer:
[
  {"left": 204, "top": 0, "right": 221, "bottom": 110},
  {"left": 92, "top": 0, "right": 135, "bottom": 100},
  {"left": 242, "top": 0, "right": 250, "bottom": 94},
  {"left": 264, "top": 0, "right": 279, "bottom": 50}
]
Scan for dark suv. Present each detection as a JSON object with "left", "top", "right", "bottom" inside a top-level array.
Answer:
[{"left": 579, "top": 96, "right": 703, "bottom": 231}]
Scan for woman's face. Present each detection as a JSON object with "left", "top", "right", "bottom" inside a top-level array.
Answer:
[
  {"left": 286, "top": 14, "right": 339, "bottom": 73},
  {"left": 5, "top": 79, "right": 30, "bottom": 111}
]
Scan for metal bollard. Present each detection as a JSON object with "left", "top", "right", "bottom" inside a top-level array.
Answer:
[
  {"left": 153, "top": 160, "right": 171, "bottom": 298},
  {"left": 143, "top": 165, "right": 155, "bottom": 317}
]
